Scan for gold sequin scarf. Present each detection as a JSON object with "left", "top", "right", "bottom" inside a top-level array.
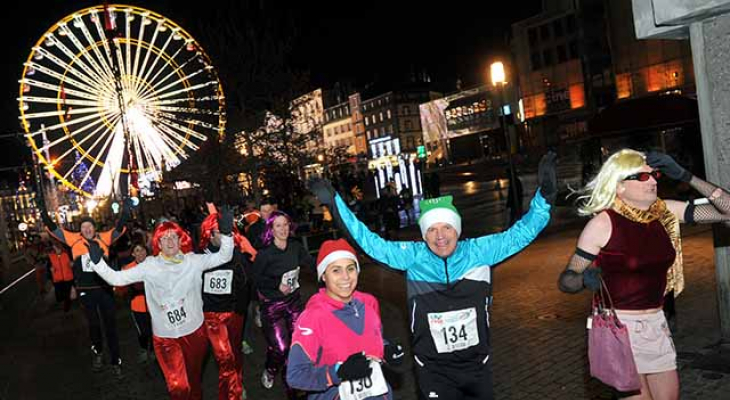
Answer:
[{"left": 611, "top": 197, "right": 684, "bottom": 297}]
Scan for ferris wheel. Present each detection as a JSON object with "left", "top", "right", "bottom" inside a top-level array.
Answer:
[{"left": 18, "top": 4, "right": 225, "bottom": 199}]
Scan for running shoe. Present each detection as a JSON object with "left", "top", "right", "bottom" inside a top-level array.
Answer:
[{"left": 261, "top": 370, "right": 274, "bottom": 389}]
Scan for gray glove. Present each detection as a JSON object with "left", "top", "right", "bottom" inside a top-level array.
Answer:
[
  {"left": 218, "top": 205, "right": 234, "bottom": 235},
  {"left": 646, "top": 151, "right": 692, "bottom": 182},
  {"left": 309, "top": 179, "right": 336, "bottom": 207}
]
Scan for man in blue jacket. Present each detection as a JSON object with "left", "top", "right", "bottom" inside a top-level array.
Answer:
[{"left": 312, "top": 152, "right": 557, "bottom": 400}]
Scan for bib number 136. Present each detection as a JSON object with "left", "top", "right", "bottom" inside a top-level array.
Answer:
[{"left": 338, "top": 361, "right": 388, "bottom": 400}]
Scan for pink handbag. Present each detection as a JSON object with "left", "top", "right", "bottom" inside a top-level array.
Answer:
[{"left": 587, "top": 279, "right": 641, "bottom": 392}]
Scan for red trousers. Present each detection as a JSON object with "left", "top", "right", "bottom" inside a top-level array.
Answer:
[
  {"left": 153, "top": 325, "right": 208, "bottom": 400},
  {"left": 204, "top": 311, "right": 244, "bottom": 400}
]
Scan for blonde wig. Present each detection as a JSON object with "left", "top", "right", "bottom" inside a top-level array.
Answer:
[{"left": 576, "top": 149, "right": 647, "bottom": 216}]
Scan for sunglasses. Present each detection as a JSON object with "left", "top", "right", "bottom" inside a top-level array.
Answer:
[{"left": 623, "top": 170, "right": 662, "bottom": 182}]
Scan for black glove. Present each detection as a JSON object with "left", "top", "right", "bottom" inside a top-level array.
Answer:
[
  {"left": 384, "top": 339, "right": 405, "bottom": 366},
  {"left": 85, "top": 240, "right": 104, "bottom": 264},
  {"left": 646, "top": 151, "right": 692, "bottom": 182},
  {"left": 218, "top": 205, "right": 234, "bottom": 235},
  {"left": 337, "top": 352, "right": 372, "bottom": 381},
  {"left": 537, "top": 151, "right": 558, "bottom": 205},
  {"left": 309, "top": 179, "right": 336, "bottom": 207},
  {"left": 583, "top": 267, "right": 602, "bottom": 291}
]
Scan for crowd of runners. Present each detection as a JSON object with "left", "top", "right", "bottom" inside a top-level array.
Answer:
[{"left": 22, "top": 149, "right": 730, "bottom": 400}]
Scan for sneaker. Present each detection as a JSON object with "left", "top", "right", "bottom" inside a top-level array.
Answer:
[
  {"left": 91, "top": 347, "right": 103, "bottom": 372},
  {"left": 241, "top": 386, "right": 247, "bottom": 400},
  {"left": 137, "top": 349, "right": 149, "bottom": 364},
  {"left": 261, "top": 371, "right": 274, "bottom": 389},
  {"left": 241, "top": 340, "right": 254, "bottom": 355},
  {"left": 111, "top": 360, "right": 123, "bottom": 377}
]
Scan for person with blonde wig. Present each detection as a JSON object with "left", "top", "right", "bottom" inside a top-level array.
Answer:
[{"left": 558, "top": 149, "right": 730, "bottom": 400}]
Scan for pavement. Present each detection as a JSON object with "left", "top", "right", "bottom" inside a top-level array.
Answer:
[{"left": 1, "top": 170, "right": 729, "bottom": 399}]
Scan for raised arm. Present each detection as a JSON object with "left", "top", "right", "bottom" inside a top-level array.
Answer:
[
  {"left": 88, "top": 241, "right": 145, "bottom": 286},
  {"left": 648, "top": 151, "right": 730, "bottom": 224},
  {"left": 310, "top": 179, "right": 416, "bottom": 271},
  {"left": 111, "top": 198, "right": 132, "bottom": 242},
  {"left": 475, "top": 152, "right": 556, "bottom": 266},
  {"left": 558, "top": 212, "right": 610, "bottom": 293}
]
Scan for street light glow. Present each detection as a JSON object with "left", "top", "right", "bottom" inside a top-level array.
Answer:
[{"left": 491, "top": 61, "right": 506, "bottom": 86}]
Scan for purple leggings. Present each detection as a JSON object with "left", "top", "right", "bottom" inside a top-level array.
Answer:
[{"left": 260, "top": 292, "right": 303, "bottom": 399}]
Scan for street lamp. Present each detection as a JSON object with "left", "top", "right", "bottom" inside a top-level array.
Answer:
[{"left": 490, "top": 61, "right": 520, "bottom": 224}]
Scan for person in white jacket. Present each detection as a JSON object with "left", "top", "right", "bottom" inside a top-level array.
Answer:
[{"left": 86, "top": 208, "right": 234, "bottom": 400}]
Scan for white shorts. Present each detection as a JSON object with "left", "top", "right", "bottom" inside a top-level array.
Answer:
[{"left": 615, "top": 310, "right": 677, "bottom": 374}]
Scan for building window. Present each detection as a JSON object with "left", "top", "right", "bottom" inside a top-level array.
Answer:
[
  {"left": 366, "top": 130, "right": 371, "bottom": 140},
  {"left": 406, "top": 137, "right": 414, "bottom": 150},
  {"left": 528, "top": 28, "right": 538, "bottom": 45},
  {"left": 364, "top": 117, "right": 369, "bottom": 126},
  {"left": 568, "top": 41, "right": 578, "bottom": 59},
  {"left": 553, "top": 19, "right": 564, "bottom": 37},
  {"left": 557, "top": 45, "right": 567, "bottom": 63},
  {"left": 405, "top": 120, "right": 413, "bottom": 130},
  {"left": 379, "top": 112, "right": 384, "bottom": 122},
  {"left": 542, "top": 49, "right": 554, "bottom": 66},
  {"left": 403, "top": 105, "right": 410, "bottom": 115},
  {"left": 531, "top": 52, "right": 542, "bottom": 71},
  {"left": 566, "top": 14, "right": 577, "bottom": 34},
  {"left": 540, "top": 24, "right": 550, "bottom": 41},
  {"left": 387, "top": 109, "right": 392, "bottom": 119}
]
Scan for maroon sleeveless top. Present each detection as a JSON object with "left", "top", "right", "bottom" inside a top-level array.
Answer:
[{"left": 595, "top": 209, "right": 676, "bottom": 310}]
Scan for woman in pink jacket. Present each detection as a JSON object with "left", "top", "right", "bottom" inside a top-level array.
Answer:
[{"left": 287, "top": 239, "right": 403, "bottom": 400}]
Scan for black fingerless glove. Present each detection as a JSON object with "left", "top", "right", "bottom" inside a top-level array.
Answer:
[{"left": 337, "top": 352, "right": 371, "bottom": 381}]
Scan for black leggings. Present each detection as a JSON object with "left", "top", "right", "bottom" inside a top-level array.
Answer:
[
  {"left": 79, "top": 288, "right": 120, "bottom": 364},
  {"left": 415, "top": 358, "right": 493, "bottom": 400},
  {"left": 132, "top": 311, "right": 153, "bottom": 351}
]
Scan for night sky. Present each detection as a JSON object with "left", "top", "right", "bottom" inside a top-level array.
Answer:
[{"left": 0, "top": 0, "right": 541, "bottom": 184}]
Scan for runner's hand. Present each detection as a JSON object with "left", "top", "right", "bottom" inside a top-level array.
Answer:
[
  {"left": 646, "top": 151, "right": 692, "bottom": 182},
  {"left": 309, "top": 179, "right": 336, "bottom": 207},
  {"left": 218, "top": 205, "right": 234, "bottom": 235},
  {"left": 337, "top": 352, "right": 371, "bottom": 381},
  {"left": 537, "top": 151, "right": 558, "bottom": 205},
  {"left": 85, "top": 240, "right": 103, "bottom": 264},
  {"left": 384, "top": 339, "right": 405, "bottom": 366},
  {"left": 583, "top": 267, "right": 602, "bottom": 291}
]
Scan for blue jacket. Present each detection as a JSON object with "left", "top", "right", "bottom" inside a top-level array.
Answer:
[{"left": 334, "top": 190, "right": 551, "bottom": 367}]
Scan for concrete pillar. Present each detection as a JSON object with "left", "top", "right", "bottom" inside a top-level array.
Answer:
[{"left": 633, "top": 0, "right": 730, "bottom": 340}]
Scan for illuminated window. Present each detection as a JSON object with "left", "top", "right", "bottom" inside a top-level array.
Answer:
[
  {"left": 616, "top": 73, "right": 633, "bottom": 99},
  {"left": 569, "top": 83, "right": 585, "bottom": 109}
]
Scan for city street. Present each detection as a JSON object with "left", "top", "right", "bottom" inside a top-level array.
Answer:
[{"left": 1, "top": 174, "right": 729, "bottom": 399}]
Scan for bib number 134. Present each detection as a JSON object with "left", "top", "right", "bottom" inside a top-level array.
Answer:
[{"left": 427, "top": 307, "right": 480, "bottom": 353}]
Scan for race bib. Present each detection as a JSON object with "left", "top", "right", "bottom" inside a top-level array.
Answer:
[
  {"left": 81, "top": 253, "right": 94, "bottom": 272},
  {"left": 162, "top": 298, "right": 189, "bottom": 330},
  {"left": 428, "top": 307, "right": 480, "bottom": 353},
  {"left": 204, "top": 270, "right": 233, "bottom": 295},
  {"left": 280, "top": 267, "right": 300, "bottom": 291},
  {"left": 338, "top": 361, "right": 388, "bottom": 400}
]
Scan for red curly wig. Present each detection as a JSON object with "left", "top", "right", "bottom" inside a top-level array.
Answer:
[
  {"left": 152, "top": 221, "right": 194, "bottom": 256},
  {"left": 199, "top": 213, "right": 257, "bottom": 258}
]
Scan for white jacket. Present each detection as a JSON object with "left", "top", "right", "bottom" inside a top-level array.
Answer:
[{"left": 91, "top": 235, "right": 233, "bottom": 338}]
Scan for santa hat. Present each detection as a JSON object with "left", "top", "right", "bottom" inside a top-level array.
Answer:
[
  {"left": 418, "top": 195, "right": 462, "bottom": 239},
  {"left": 316, "top": 239, "right": 359, "bottom": 281}
]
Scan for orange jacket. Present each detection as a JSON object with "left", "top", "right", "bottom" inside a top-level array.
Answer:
[
  {"left": 48, "top": 250, "right": 73, "bottom": 283},
  {"left": 47, "top": 227, "right": 124, "bottom": 260},
  {"left": 122, "top": 261, "right": 147, "bottom": 313}
]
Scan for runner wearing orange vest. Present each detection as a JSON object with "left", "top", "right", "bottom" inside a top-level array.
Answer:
[
  {"left": 37, "top": 195, "right": 132, "bottom": 374},
  {"left": 122, "top": 243, "right": 154, "bottom": 363},
  {"left": 48, "top": 241, "right": 74, "bottom": 312}
]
